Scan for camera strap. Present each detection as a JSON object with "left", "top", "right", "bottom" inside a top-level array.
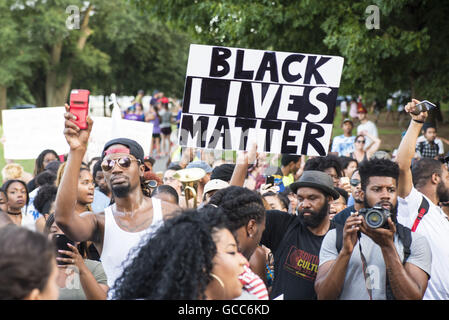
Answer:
[{"left": 357, "top": 232, "right": 373, "bottom": 300}]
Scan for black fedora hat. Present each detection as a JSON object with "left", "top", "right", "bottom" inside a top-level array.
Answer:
[{"left": 289, "top": 170, "right": 340, "bottom": 200}]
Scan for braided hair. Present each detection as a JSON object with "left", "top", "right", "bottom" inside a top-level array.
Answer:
[{"left": 208, "top": 186, "right": 265, "bottom": 232}]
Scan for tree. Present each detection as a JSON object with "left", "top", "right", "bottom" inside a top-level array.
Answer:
[{"left": 137, "top": 0, "right": 449, "bottom": 102}]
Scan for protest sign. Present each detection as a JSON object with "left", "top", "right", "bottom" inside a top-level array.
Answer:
[
  {"left": 179, "top": 44, "right": 344, "bottom": 156},
  {"left": 2, "top": 106, "right": 152, "bottom": 160},
  {"left": 2, "top": 107, "right": 68, "bottom": 159}
]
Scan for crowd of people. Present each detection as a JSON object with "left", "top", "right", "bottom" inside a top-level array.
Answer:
[
  {"left": 0, "top": 96, "right": 448, "bottom": 301},
  {"left": 121, "top": 90, "right": 182, "bottom": 159}
]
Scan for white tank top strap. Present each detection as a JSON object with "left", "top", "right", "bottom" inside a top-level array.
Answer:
[{"left": 150, "top": 197, "right": 163, "bottom": 227}]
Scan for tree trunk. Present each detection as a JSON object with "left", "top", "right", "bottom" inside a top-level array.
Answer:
[
  {"left": 0, "top": 85, "right": 6, "bottom": 125},
  {"left": 45, "top": 4, "right": 93, "bottom": 107}
]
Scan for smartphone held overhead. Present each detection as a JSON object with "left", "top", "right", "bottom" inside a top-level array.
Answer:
[
  {"left": 69, "top": 89, "right": 90, "bottom": 129},
  {"left": 411, "top": 100, "right": 436, "bottom": 115}
]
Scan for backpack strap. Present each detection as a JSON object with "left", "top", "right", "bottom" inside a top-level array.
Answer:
[
  {"left": 385, "top": 223, "right": 412, "bottom": 300},
  {"left": 335, "top": 223, "right": 345, "bottom": 254},
  {"left": 411, "top": 197, "right": 430, "bottom": 232}
]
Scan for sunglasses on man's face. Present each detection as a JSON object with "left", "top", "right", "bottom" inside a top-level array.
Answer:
[
  {"left": 101, "top": 156, "right": 140, "bottom": 172},
  {"left": 350, "top": 179, "right": 361, "bottom": 187},
  {"left": 355, "top": 140, "right": 366, "bottom": 144}
]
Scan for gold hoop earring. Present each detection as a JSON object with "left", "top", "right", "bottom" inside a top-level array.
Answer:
[{"left": 210, "top": 273, "right": 225, "bottom": 289}]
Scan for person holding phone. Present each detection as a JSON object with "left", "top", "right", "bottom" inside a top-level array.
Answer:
[
  {"left": 44, "top": 213, "right": 108, "bottom": 300},
  {"left": 55, "top": 102, "right": 180, "bottom": 296}
]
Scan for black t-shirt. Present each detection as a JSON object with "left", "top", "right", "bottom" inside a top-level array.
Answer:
[{"left": 261, "top": 210, "right": 335, "bottom": 300}]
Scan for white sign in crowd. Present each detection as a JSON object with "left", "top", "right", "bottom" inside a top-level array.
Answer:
[
  {"left": 179, "top": 44, "right": 344, "bottom": 156},
  {"left": 2, "top": 106, "right": 153, "bottom": 160}
]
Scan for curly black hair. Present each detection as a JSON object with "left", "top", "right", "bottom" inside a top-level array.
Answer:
[
  {"left": 35, "top": 171, "right": 56, "bottom": 188},
  {"left": 358, "top": 158, "right": 399, "bottom": 191},
  {"left": 111, "top": 207, "right": 228, "bottom": 300},
  {"left": 304, "top": 155, "right": 343, "bottom": 177},
  {"left": 34, "top": 184, "right": 58, "bottom": 215},
  {"left": 208, "top": 186, "right": 265, "bottom": 232}
]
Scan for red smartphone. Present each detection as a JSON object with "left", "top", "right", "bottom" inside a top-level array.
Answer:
[{"left": 69, "top": 89, "right": 90, "bottom": 129}]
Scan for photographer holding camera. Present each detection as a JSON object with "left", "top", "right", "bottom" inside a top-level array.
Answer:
[{"left": 314, "top": 158, "right": 431, "bottom": 300}]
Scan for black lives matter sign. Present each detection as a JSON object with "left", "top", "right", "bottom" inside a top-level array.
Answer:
[{"left": 178, "top": 44, "right": 344, "bottom": 156}]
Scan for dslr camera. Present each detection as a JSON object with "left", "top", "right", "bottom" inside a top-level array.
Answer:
[{"left": 359, "top": 205, "right": 391, "bottom": 229}]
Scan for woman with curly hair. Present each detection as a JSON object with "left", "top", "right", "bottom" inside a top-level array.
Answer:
[{"left": 111, "top": 208, "right": 247, "bottom": 300}]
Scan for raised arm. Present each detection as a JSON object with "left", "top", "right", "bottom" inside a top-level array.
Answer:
[
  {"left": 230, "top": 143, "right": 258, "bottom": 187},
  {"left": 55, "top": 104, "right": 99, "bottom": 242},
  {"left": 396, "top": 99, "right": 427, "bottom": 198},
  {"left": 363, "top": 131, "right": 382, "bottom": 158}
]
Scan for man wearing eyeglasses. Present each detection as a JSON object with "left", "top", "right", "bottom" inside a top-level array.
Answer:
[
  {"left": 332, "top": 170, "right": 365, "bottom": 226},
  {"left": 55, "top": 104, "right": 181, "bottom": 297}
]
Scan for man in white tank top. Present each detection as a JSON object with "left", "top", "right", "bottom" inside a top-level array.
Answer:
[{"left": 55, "top": 104, "right": 181, "bottom": 296}]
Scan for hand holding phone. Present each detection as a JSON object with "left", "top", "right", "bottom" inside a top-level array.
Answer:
[
  {"left": 69, "top": 89, "right": 90, "bottom": 129},
  {"left": 53, "top": 234, "right": 76, "bottom": 265},
  {"left": 410, "top": 100, "right": 436, "bottom": 115}
]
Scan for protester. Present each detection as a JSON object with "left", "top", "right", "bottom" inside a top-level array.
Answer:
[
  {"left": 415, "top": 123, "right": 443, "bottom": 159},
  {"left": 44, "top": 214, "right": 108, "bottom": 300},
  {"left": 349, "top": 97, "right": 358, "bottom": 122},
  {"left": 202, "top": 179, "right": 229, "bottom": 204},
  {"left": 332, "top": 169, "right": 364, "bottom": 225},
  {"left": 2, "top": 179, "right": 35, "bottom": 230},
  {"left": 329, "top": 187, "right": 348, "bottom": 220},
  {"left": 340, "top": 97, "right": 348, "bottom": 122},
  {"left": 34, "top": 184, "right": 58, "bottom": 233},
  {"left": 261, "top": 191, "right": 289, "bottom": 212},
  {"left": 27, "top": 149, "right": 60, "bottom": 192},
  {"left": 91, "top": 160, "right": 112, "bottom": 213},
  {"left": 0, "top": 224, "right": 59, "bottom": 300},
  {"left": 315, "top": 158, "right": 431, "bottom": 300},
  {"left": 303, "top": 155, "right": 351, "bottom": 195},
  {"left": 151, "top": 185, "right": 179, "bottom": 205},
  {"left": 356, "top": 106, "right": 379, "bottom": 150},
  {"left": 349, "top": 132, "right": 381, "bottom": 163},
  {"left": 331, "top": 118, "right": 356, "bottom": 156},
  {"left": 111, "top": 208, "right": 247, "bottom": 300},
  {"left": 260, "top": 170, "right": 339, "bottom": 299},
  {"left": 146, "top": 104, "right": 161, "bottom": 157},
  {"left": 208, "top": 187, "right": 269, "bottom": 299},
  {"left": 396, "top": 99, "right": 449, "bottom": 299},
  {"left": 340, "top": 156, "right": 358, "bottom": 178},
  {"left": 1, "top": 162, "right": 33, "bottom": 184},
  {"left": 55, "top": 106, "right": 180, "bottom": 293},
  {"left": 158, "top": 101, "right": 173, "bottom": 156}
]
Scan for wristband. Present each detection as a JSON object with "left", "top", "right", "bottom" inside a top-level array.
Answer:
[{"left": 412, "top": 119, "right": 424, "bottom": 124}]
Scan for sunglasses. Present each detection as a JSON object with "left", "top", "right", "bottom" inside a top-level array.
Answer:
[
  {"left": 350, "top": 179, "right": 361, "bottom": 187},
  {"left": 355, "top": 140, "right": 365, "bottom": 144},
  {"left": 101, "top": 156, "right": 141, "bottom": 172}
]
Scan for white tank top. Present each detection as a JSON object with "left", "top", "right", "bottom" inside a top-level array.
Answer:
[{"left": 101, "top": 198, "right": 164, "bottom": 292}]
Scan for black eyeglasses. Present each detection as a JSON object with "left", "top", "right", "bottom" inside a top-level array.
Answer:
[
  {"left": 355, "top": 140, "right": 366, "bottom": 144},
  {"left": 350, "top": 179, "right": 361, "bottom": 187},
  {"left": 101, "top": 156, "right": 140, "bottom": 172}
]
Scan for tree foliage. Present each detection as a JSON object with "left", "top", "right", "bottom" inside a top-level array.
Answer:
[{"left": 137, "top": 0, "right": 449, "bottom": 102}]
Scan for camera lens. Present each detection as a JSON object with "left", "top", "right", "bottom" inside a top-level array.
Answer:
[{"left": 366, "top": 211, "right": 384, "bottom": 228}]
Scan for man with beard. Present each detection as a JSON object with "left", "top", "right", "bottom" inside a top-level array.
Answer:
[
  {"left": 315, "top": 159, "right": 431, "bottom": 300},
  {"left": 396, "top": 99, "right": 449, "bottom": 300},
  {"left": 260, "top": 170, "right": 340, "bottom": 299},
  {"left": 55, "top": 105, "right": 180, "bottom": 293}
]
